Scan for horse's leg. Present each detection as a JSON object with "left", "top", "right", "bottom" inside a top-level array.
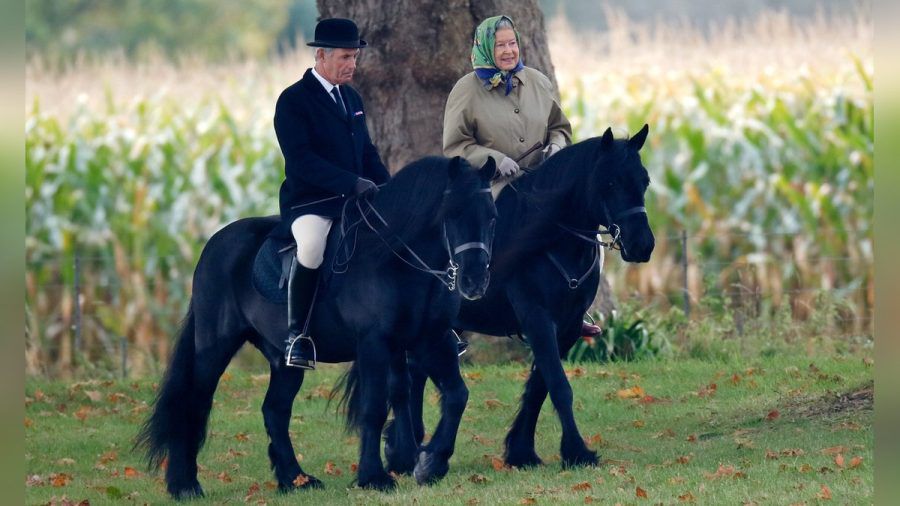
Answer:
[
  {"left": 166, "top": 322, "right": 243, "bottom": 498},
  {"left": 408, "top": 353, "right": 428, "bottom": 445},
  {"left": 355, "top": 338, "right": 396, "bottom": 490},
  {"left": 261, "top": 360, "right": 323, "bottom": 491},
  {"left": 511, "top": 301, "right": 598, "bottom": 468},
  {"left": 412, "top": 332, "right": 469, "bottom": 485},
  {"left": 504, "top": 363, "right": 548, "bottom": 468},
  {"left": 383, "top": 352, "right": 417, "bottom": 475}
]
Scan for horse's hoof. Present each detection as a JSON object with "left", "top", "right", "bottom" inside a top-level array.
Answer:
[
  {"left": 169, "top": 482, "right": 204, "bottom": 500},
  {"left": 561, "top": 447, "right": 599, "bottom": 468},
  {"left": 413, "top": 450, "right": 449, "bottom": 485},
  {"left": 505, "top": 450, "right": 543, "bottom": 469},
  {"left": 385, "top": 443, "right": 417, "bottom": 475},
  {"left": 358, "top": 471, "right": 396, "bottom": 491}
]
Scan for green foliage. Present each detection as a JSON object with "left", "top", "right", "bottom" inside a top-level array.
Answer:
[
  {"left": 26, "top": 0, "right": 317, "bottom": 64},
  {"left": 568, "top": 310, "right": 667, "bottom": 363}
]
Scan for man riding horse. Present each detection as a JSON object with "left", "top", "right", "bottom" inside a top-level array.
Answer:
[{"left": 273, "top": 18, "right": 389, "bottom": 369}]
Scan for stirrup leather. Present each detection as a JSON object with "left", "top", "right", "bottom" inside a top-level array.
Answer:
[{"left": 285, "top": 334, "right": 317, "bottom": 370}]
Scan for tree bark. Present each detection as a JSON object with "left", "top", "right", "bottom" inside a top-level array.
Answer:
[{"left": 316, "top": 0, "right": 615, "bottom": 318}]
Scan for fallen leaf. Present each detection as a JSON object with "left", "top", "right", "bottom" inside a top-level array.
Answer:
[
  {"left": 820, "top": 446, "right": 847, "bottom": 455},
  {"left": 350, "top": 462, "right": 358, "bottom": 472},
  {"left": 636, "top": 486, "right": 648, "bottom": 498},
  {"left": 572, "top": 481, "right": 591, "bottom": 491},
  {"left": 817, "top": 484, "right": 832, "bottom": 500},
  {"left": 25, "top": 474, "right": 44, "bottom": 487},
  {"left": 780, "top": 448, "right": 805, "bottom": 457},
  {"left": 678, "top": 491, "right": 696, "bottom": 502},
  {"left": 217, "top": 471, "right": 232, "bottom": 483},
  {"left": 292, "top": 474, "right": 309, "bottom": 487},
  {"left": 585, "top": 433, "right": 603, "bottom": 446},
  {"left": 84, "top": 390, "right": 102, "bottom": 402},
  {"left": 849, "top": 456, "right": 863, "bottom": 469},
  {"left": 56, "top": 458, "right": 76, "bottom": 466},
  {"left": 50, "top": 473, "right": 73, "bottom": 487},
  {"left": 491, "top": 456, "right": 506, "bottom": 471},
  {"left": 244, "top": 481, "right": 261, "bottom": 501},
  {"left": 123, "top": 467, "right": 140, "bottom": 478},
  {"left": 617, "top": 386, "right": 645, "bottom": 399},
  {"left": 463, "top": 372, "right": 483, "bottom": 381},
  {"left": 686, "top": 434, "right": 697, "bottom": 443},
  {"left": 98, "top": 451, "right": 118, "bottom": 464},
  {"left": 324, "top": 461, "right": 342, "bottom": 476},
  {"left": 235, "top": 432, "right": 250, "bottom": 442},
  {"left": 469, "top": 474, "right": 488, "bottom": 484},
  {"left": 765, "top": 450, "right": 779, "bottom": 460},
  {"left": 519, "top": 498, "right": 537, "bottom": 505},
  {"left": 584, "top": 497, "right": 594, "bottom": 504},
  {"left": 765, "top": 410, "right": 780, "bottom": 421},
  {"left": 862, "top": 357, "right": 873, "bottom": 367},
  {"left": 834, "top": 454, "right": 845, "bottom": 468},
  {"left": 676, "top": 455, "right": 691, "bottom": 464},
  {"left": 698, "top": 383, "right": 717, "bottom": 397},
  {"left": 74, "top": 406, "right": 91, "bottom": 422},
  {"left": 24, "top": 417, "right": 33, "bottom": 428},
  {"left": 632, "top": 420, "right": 645, "bottom": 428},
  {"left": 484, "top": 399, "right": 504, "bottom": 409}
]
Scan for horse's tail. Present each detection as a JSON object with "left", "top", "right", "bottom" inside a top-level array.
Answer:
[
  {"left": 333, "top": 361, "right": 366, "bottom": 432},
  {"left": 134, "top": 303, "right": 197, "bottom": 469}
]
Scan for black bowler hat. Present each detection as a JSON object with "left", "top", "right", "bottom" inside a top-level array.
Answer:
[{"left": 306, "top": 18, "right": 368, "bottom": 48}]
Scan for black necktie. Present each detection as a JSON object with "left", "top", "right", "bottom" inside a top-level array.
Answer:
[{"left": 330, "top": 87, "right": 347, "bottom": 117}]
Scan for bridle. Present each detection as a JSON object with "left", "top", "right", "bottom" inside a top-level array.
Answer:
[
  {"left": 506, "top": 171, "right": 647, "bottom": 290},
  {"left": 332, "top": 187, "right": 493, "bottom": 292}
]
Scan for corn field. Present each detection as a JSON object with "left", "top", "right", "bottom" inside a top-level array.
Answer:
[{"left": 25, "top": 10, "right": 873, "bottom": 376}]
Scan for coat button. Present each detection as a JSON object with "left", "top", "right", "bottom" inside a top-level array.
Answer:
[
  {"left": 514, "top": 108, "right": 520, "bottom": 113},
  {"left": 519, "top": 137, "right": 525, "bottom": 142}
]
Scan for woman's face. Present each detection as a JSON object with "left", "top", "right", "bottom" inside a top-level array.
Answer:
[{"left": 493, "top": 28, "right": 519, "bottom": 71}]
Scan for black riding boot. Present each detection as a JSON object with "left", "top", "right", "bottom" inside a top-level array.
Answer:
[{"left": 286, "top": 259, "right": 319, "bottom": 369}]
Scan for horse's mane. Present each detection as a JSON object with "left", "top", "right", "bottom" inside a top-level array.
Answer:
[
  {"left": 491, "top": 136, "right": 625, "bottom": 276},
  {"left": 349, "top": 156, "right": 457, "bottom": 264}
]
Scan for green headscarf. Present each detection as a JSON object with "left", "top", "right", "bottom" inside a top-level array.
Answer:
[{"left": 471, "top": 15, "right": 523, "bottom": 95}]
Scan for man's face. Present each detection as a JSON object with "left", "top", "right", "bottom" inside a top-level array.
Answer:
[
  {"left": 493, "top": 28, "right": 519, "bottom": 71},
  {"left": 317, "top": 48, "right": 360, "bottom": 85}
]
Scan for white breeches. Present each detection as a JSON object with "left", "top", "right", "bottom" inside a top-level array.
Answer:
[{"left": 290, "top": 215, "right": 333, "bottom": 268}]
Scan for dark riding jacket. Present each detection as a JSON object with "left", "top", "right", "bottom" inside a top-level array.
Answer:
[{"left": 274, "top": 69, "right": 390, "bottom": 231}]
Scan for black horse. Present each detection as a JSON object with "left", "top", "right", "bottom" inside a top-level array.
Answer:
[
  {"left": 389, "top": 125, "right": 655, "bottom": 469},
  {"left": 135, "top": 155, "right": 497, "bottom": 498}
]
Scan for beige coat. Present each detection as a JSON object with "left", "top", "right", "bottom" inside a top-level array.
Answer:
[{"left": 442, "top": 67, "right": 572, "bottom": 170}]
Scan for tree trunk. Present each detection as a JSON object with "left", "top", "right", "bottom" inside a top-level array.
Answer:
[{"left": 316, "top": 0, "right": 616, "bottom": 317}]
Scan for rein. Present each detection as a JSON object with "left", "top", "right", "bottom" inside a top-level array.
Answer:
[{"left": 333, "top": 188, "right": 492, "bottom": 292}]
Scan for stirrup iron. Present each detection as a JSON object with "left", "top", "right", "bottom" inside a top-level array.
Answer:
[{"left": 285, "top": 334, "right": 317, "bottom": 370}]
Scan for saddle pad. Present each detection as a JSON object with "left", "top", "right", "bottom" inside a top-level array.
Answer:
[
  {"left": 251, "top": 222, "right": 349, "bottom": 304},
  {"left": 251, "top": 236, "right": 294, "bottom": 304}
]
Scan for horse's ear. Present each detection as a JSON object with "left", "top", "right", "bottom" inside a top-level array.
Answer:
[
  {"left": 601, "top": 127, "right": 614, "bottom": 149},
  {"left": 479, "top": 157, "right": 497, "bottom": 182},
  {"left": 628, "top": 124, "right": 649, "bottom": 151},
  {"left": 448, "top": 156, "right": 463, "bottom": 180}
]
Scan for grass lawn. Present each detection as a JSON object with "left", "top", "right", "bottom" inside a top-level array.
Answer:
[{"left": 25, "top": 354, "right": 873, "bottom": 505}]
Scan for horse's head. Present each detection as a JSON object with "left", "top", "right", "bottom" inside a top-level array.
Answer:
[
  {"left": 590, "top": 125, "right": 655, "bottom": 263},
  {"left": 441, "top": 156, "right": 498, "bottom": 300}
]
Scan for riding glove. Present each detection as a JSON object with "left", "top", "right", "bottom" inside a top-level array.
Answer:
[
  {"left": 354, "top": 178, "right": 378, "bottom": 195},
  {"left": 497, "top": 157, "right": 520, "bottom": 177},
  {"left": 542, "top": 143, "right": 562, "bottom": 159}
]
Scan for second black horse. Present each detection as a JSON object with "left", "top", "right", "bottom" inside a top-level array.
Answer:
[{"left": 388, "top": 125, "right": 655, "bottom": 470}]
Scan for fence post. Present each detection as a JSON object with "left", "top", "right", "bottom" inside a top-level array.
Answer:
[
  {"left": 681, "top": 230, "right": 690, "bottom": 318},
  {"left": 120, "top": 336, "right": 128, "bottom": 379},
  {"left": 73, "top": 254, "right": 82, "bottom": 363}
]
